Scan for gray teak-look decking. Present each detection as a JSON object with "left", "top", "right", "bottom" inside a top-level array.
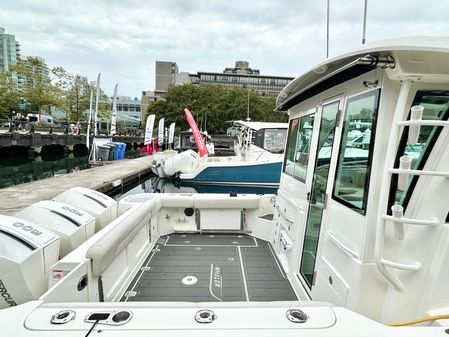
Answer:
[{"left": 121, "top": 233, "right": 297, "bottom": 302}]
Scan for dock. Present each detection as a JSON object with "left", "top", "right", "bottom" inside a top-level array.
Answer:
[{"left": 0, "top": 156, "right": 153, "bottom": 215}]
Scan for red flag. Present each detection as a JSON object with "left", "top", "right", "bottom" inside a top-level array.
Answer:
[{"left": 184, "top": 107, "right": 208, "bottom": 157}]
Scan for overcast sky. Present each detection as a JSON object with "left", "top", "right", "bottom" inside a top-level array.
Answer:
[{"left": 1, "top": 0, "right": 449, "bottom": 98}]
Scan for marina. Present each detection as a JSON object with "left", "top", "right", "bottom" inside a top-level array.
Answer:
[
  {"left": 1, "top": 1, "right": 449, "bottom": 336},
  {"left": 0, "top": 37, "right": 448, "bottom": 336}
]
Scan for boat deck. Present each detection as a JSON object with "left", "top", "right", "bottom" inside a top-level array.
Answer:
[{"left": 121, "top": 233, "right": 297, "bottom": 302}]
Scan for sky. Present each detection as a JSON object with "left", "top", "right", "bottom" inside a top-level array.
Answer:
[{"left": 1, "top": 0, "right": 449, "bottom": 98}]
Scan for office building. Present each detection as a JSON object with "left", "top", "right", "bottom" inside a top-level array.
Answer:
[
  {"left": 154, "top": 60, "right": 293, "bottom": 98},
  {"left": 140, "top": 90, "right": 157, "bottom": 119}
]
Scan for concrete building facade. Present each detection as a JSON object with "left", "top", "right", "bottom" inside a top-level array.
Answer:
[
  {"left": 140, "top": 90, "right": 157, "bottom": 120},
  {"left": 154, "top": 60, "right": 293, "bottom": 98}
]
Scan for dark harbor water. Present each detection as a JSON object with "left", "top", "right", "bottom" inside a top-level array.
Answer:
[{"left": 0, "top": 149, "right": 143, "bottom": 189}]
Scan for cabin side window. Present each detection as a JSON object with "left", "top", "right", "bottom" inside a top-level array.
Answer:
[
  {"left": 332, "top": 89, "right": 380, "bottom": 214},
  {"left": 283, "top": 114, "right": 314, "bottom": 182},
  {"left": 388, "top": 90, "right": 449, "bottom": 212}
]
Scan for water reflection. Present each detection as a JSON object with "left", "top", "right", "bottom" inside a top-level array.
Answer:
[{"left": 0, "top": 154, "right": 90, "bottom": 189}]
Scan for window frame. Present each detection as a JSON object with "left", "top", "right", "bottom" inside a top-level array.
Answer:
[
  {"left": 387, "top": 90, "right": 449, "bottom": 214},
  {"left": 282, "top": 112, "right": 315, "bottom": 183},
  {"left": 331, "top": 88, "right": 381, "bottom": 215}
]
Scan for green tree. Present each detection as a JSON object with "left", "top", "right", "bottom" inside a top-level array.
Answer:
[
  {"left": 146, "top": 84, "right": 287, "bottom": 134},
  {"left": 0, "top": 71, "right": 19, "bottom": 119},
  {"left": 52, "top": 67, "right": 94, "bottom": 123},
  {"left": 10, "top": 56, "right": 61, "bottom": 120}
]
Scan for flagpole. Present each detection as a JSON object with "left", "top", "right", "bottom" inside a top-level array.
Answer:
[
  {"left": 86, "top": 86, "right": 93, "bottom": 149},
  {"left": 94, "top": 73, "right": 101, "bottom": 136},
  {"left": 111, "top": 83, "right": 118, "bottom": 136}
]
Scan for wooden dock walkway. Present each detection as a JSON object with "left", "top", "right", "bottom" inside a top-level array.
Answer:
[{"left": 0, "top": 156, "right": 153, "bottom": 215}]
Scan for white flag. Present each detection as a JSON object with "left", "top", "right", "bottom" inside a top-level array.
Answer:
[
  {"left": 144, "top": 114, "right": 155, "bottom": 145},
  {"left": 158, "top": 118, "right": 165, "bottom": 146},
  {"left": 168, "top": 123, "right": 175, "bottom": 144}
]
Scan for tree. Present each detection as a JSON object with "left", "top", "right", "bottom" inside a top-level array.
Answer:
[
  {"left": 0, "top": 71, "right": 19, "bottom": 119},
  {"left": 52, "top": 67, "right": 94, "bottom": 122},
  {"left": 10, "top": 56, "right": 61, "bottom": 120},
  {"left": 146, "top": 84, "right": 287, "bottom": 134}
]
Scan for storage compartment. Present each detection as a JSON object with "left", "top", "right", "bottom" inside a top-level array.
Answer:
[{"left": 279, "top": 230, "right": 294, "bottom": 273}]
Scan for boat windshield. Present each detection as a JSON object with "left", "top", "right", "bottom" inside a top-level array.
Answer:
[{"left": 262, "top": 128, "right": 287, "bottom": 153}]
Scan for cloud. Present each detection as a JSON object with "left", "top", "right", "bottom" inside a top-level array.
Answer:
[{"left": 1, "top": 0, "right": 449, "bottom": 97}]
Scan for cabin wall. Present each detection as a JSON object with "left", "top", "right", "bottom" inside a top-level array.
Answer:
[
  {"left": 279, "top": 63, "right": 449, "bottom": 323},
  {"left": 276, "top": 68, "right": 398, "bottom": 320}
]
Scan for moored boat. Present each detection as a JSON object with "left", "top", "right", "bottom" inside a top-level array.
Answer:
[
  {"left": 154, "top": 120, "right": 288, "bottom": 187},
  {"left": 0, "top": 37, "right": 449, "bottom": 336}
]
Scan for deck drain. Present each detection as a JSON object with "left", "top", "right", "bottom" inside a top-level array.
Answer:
[
  {"left": 232, "top": 241, "right": 239, "bottom": 244},
  {"left": 194, "top": 309, "right": 216, "bottom": 323},
  {"left": 182, "top": 275, "right": 198, "bottom": 285},
  {"left": 228, "top": 257, "right": 235, "bottom": 261},
  {"left": 194, "top": 247, "right": 202, "bottom": 251},
  {"left": 184, "top": 240, "right": 191, "bottom": 244}
]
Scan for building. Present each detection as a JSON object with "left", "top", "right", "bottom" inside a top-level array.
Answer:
[
  {"left": 140, "top": 90, "right": 157, "bottom": 120},
  {"left": 0, "top": 27, "right": 20, "bottom": 72},
  {"left": 154, "top": 61, "right": 190, "bottom": 97},
  {"left": 154, "top": 60, "right": 294, "bottom": 98},
  {"left": 111, "top": 96, "right": 142, "bottom": 127},
  {"left": 17, "top": 56, "right": 49, "bottom": 87}
]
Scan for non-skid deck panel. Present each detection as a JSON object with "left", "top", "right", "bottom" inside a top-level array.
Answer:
[
  {"left": 121, "top": 233, "right": 297, "bottom": 302},
  {"left": 165, "top": 233, "right": 257, "bottom": 246}
]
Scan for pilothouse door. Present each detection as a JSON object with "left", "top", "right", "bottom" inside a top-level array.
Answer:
[{"left": 299, "top": 99, "right": 341, "bottom": 289}]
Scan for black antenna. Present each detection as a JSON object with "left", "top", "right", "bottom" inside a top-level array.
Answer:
[
  {"left": 362, "top": 0, "right": 368, "bottom": 44},
  {"left": 326, "top": 0, "right": 330, "bottom": 58}
]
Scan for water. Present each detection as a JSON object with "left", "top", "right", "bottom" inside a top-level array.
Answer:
[
  {"left": 0, "top": 149, "right": 143, "bottom": 189},
  {"left": 0, "top": 153, "right": 90, "bottom": 189},
  {"left": 113, "top": 176, "right": 278, "bottom": 200}
]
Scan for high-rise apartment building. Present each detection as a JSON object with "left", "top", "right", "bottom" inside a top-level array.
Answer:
[
  {"left": 0, "top": 27, "right": 20, "bottom": 72},
  {"left": 154, "top": 60, "right": 293, "bottom": 98}
]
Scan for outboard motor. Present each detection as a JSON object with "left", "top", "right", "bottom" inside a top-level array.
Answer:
[
  {"left": 0, "top": 215, "right": 59, "bottom": 309},
  {"left": 118, "top": 193, "right": 158, "bottom": 215},
  {"left": 162, "top": 149, "right": 200, "bottom": 177},
  {"left": 53, "top": 187, "right": 117, "bottom": 231},
  {"left": 16, "top": 200, "right": 96, "bottom": 257}
]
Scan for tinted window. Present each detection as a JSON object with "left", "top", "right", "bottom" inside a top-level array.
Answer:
[
  {"left": 284, "top": 114, "right": 314, "bottom": 182},
  {"left": 388, "top": 91, "right": 449, "bottom": 211},
  {"left": 332, "top": 90, "right": 380, "bottom": 213}
]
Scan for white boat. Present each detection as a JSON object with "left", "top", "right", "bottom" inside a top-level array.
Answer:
[
  {"left": 1, "top": 37, "right": 449, "bottom": 336},
  {"left": 154, "top": 120, "right": 288, "bottom": 187}
]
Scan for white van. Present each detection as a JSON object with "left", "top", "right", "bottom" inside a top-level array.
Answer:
[{"left": 27, "top": 113, "right": 56, "bottom": 126}]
